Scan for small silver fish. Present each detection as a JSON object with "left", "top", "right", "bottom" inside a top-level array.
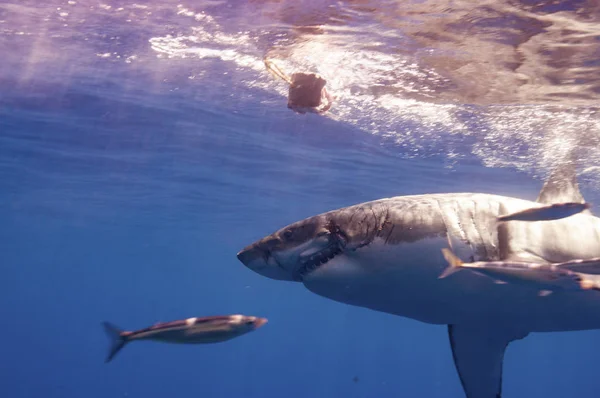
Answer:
[
  {"left": 497, "top": 202, "right": 590, "bottom": 222},
  {"left": 439, "top": 248, "right": 600, "bottom": 295},
  {"left": 102, "top": 314, "right": 268, "bottom": 363}
]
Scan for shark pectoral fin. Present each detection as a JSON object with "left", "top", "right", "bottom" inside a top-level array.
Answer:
[
  {"left": 448, "top": 324, "right": 528, "bottom": 398},
  {"left": 536, "top": 159, "right": 592, "bottom": 215}
]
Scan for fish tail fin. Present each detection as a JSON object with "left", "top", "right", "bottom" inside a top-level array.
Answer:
[
  {"left": 439, "top": 248, "right": 464, "bottom": 279},
  {"left": 102, "top": 322, "right": 128, "bottom": 363}
]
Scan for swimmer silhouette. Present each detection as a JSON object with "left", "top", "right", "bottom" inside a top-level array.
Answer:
[{"left": 265, "top": 58, "right": 333, "bottom": 114}]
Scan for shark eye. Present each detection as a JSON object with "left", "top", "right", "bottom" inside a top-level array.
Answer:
[{"left": 283, "top": 230, "right": 293, "bottom": 239}]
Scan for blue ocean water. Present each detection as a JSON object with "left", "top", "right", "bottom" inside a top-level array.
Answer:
[{"left": 2, "top": 1, "right": 600, "bottom": 397}]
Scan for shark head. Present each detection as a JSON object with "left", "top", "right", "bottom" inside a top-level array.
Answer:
[
  {"left": 236, "top": 198, "right": 459, "bottom": 322},
  {"left": 237, "top": 203, "right": 390, "bottom": 282},
  {"left": 237, "top": 214, "right": 349, "bottom": 281}
]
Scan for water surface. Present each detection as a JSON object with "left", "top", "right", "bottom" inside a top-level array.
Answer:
[{"left": 1, "top": 1, "right": 599, "bottom": 397}]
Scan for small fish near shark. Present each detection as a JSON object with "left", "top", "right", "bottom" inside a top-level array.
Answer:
[
  {"left": 440, "top": 247, "right": 600, "bottom": 295},
  {"left": 497, "top": 202, "right": 590, "bottom": 222},
  {"left": 237, "top": 162, "right": 600, "bottom": 398},
  {"left": 103, "top": 314, "right": 267, "bottom": 363}
]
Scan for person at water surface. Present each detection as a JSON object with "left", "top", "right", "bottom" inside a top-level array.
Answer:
[
  {"left": 102, "top": 315, "right": 268, "bottom": 363},
  {"left": 264, "top": 58, "right": 333, "bottom": 114}
]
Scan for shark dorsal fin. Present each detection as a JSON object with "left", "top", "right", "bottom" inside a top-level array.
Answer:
[
  {"left": 536, "top": 161, "right": 591, "bottom": 215},
  {"left": 536, "top": 162, "right": 591, "bottom": 209}
]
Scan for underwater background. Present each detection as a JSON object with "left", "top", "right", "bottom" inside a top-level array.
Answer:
[{"left": 2, "top": 1, "right": 600, "bottom": 397}]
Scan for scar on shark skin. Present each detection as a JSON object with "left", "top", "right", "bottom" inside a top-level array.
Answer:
[{"left": 264, "top": 58, "right": 334, "bottom": 114}]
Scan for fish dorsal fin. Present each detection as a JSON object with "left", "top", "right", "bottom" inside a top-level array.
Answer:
[
  {"left": 448, "top": 324, "right": 529, "bottom": 398},
  {"left": 536, "top": 162, "right": 591, "bottom": 215}
]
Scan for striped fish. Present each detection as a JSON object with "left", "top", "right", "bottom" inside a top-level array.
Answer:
[
  {"left": 497, "top": 202, "right": 590, "bottom": 222},
  {"left": 102, "top": 314, "right": 267, "bottom": 362},
  {"left": 440, "top": 248, "right": 600, "bottom": 295}
]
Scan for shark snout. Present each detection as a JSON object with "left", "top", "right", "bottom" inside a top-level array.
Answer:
[
  {"left": 236, "top": 245, "right": 263, "bottom": 267},
  {"left": 236, "top": 243, "right": 297, "bottom": 281}
]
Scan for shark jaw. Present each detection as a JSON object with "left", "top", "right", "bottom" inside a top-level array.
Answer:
[{"left": 237, "top": 222, "right": 348, "bottom": 282}]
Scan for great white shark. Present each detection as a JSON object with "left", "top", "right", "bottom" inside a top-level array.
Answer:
[{"left": 236, "top": 164, "right": 600, "bottom": 398}]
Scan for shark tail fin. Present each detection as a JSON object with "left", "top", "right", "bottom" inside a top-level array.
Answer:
[
  {"left": 439, "top": 248, "right": 464, "bottom": 279},
  {"left": 103, "top": 322, "right": 128, "bottom": 363}
]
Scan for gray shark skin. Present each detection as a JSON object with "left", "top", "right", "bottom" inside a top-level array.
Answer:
[{"left": 236, "top": 164, "right": 600, "bottom": 398}]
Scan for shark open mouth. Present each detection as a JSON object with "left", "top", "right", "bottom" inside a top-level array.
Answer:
[{"left": 296, "top": 244, "right": 343, "bottom": 280}]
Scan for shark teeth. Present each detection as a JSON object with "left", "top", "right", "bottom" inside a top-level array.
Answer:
[{"left": 297, "top": 246, "right": 343, "bottom": 279}]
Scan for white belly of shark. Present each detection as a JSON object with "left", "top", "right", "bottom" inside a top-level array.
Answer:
[{"left": 237, "top": 163, "right": 600, "bottom": 398}]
